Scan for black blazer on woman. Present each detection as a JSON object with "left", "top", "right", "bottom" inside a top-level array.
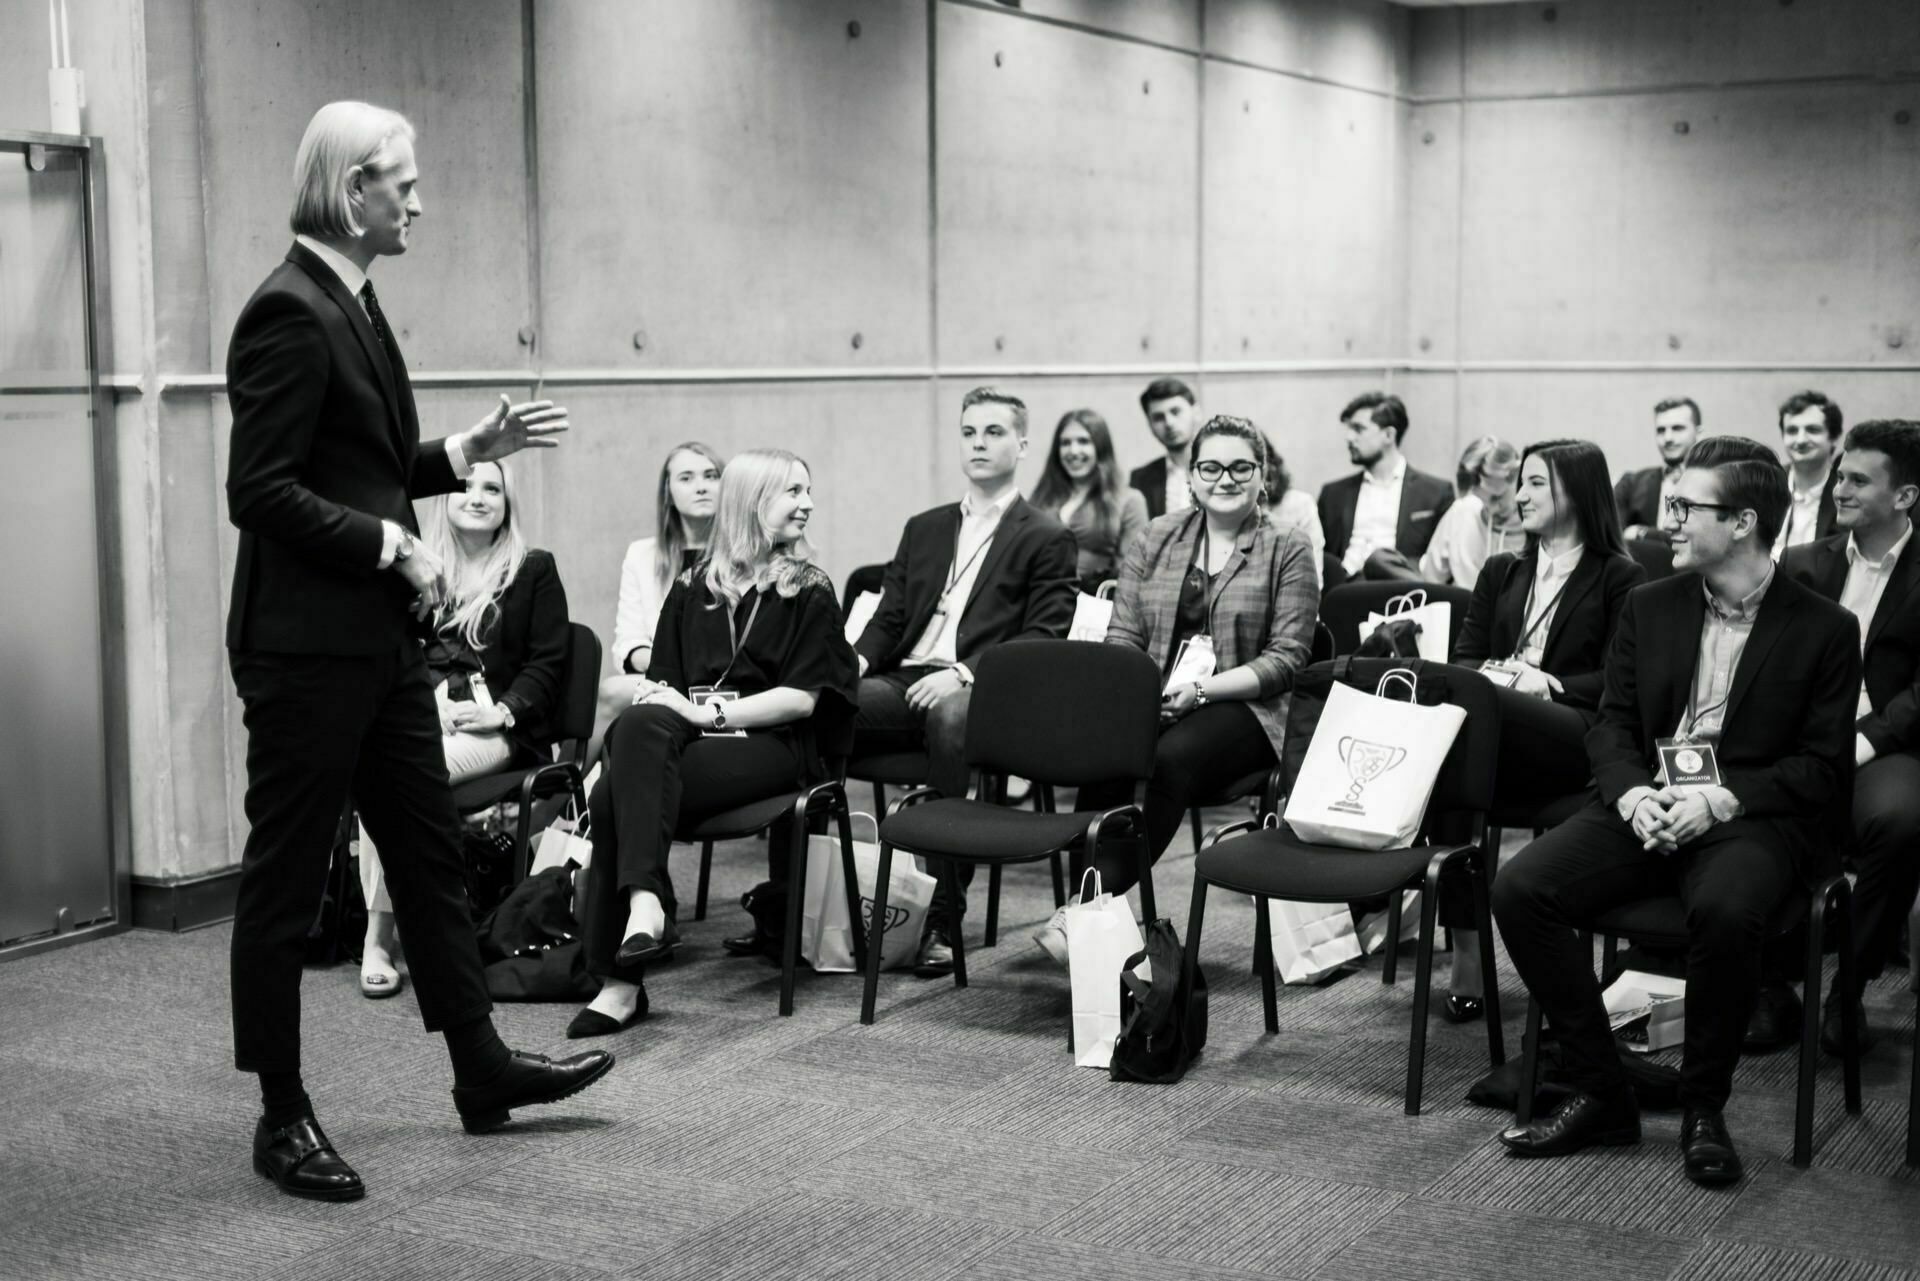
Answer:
[
  {"left": 464, "top": 548, "right": 570, "bottom": 763},
  {"left": 1452, "top": 549, "right": 1646, "bottom": 710}
]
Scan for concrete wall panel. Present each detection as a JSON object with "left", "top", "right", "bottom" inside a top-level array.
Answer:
[
  {"left": 1206, "top": 0, "right": 1408, "bottom": 95},
  {"left": 1014, "top": 0, "right": 1200, "bottom": 50},
  {"left": 533, "top": 0, "right": 930, "bottom": 372},
  {"left": 1199, "top": 369, "right": 1440, "bottom": 499},
  {"left": 936, "top": 3, "right": 1199, "bottom": 367},
  {"left": 1403, "top": 102, "right": 1460, "bottom": 362}
]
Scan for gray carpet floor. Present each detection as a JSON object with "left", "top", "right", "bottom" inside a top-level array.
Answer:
[{"left": 2, "top": 816, "right": 1916, "bottom": 1281}]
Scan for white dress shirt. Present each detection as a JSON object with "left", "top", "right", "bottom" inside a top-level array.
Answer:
[
  {"left": 295, "top": 234, "right": 470, "bottom": 567},
  {"left": 1163, "top": 460, "right": 1192, "bottom": 515},
  {"left": 1773, "top": 462, "right": 1834, "bottom": 557},
  {"left": 1840, "top": 521, "right": 1913, "bottom": 733},
  {"left": 1517, "top": 542, "right": 1585, "bottom": 668},
  {"left": 905, "top": 490, "right": 1012, "bottom": 671},
  {"left": 1342, "top": 457, "right": 1406, "bottom": 575}
]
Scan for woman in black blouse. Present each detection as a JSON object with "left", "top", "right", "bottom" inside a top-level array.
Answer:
[{"left": 568, "top": 449, "right": 859, "bottom": 1037}]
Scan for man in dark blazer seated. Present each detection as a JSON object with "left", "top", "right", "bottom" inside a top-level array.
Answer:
[
  {"left": 1615, "top": 395, "right": 1702, "bottom": 542},
  {"left": 1317, "top": 391, "right": 1454, "bottom": 586},
  {"left": 1129, "top": 377, "right": 1199, "bottom": 520},
  {"left": 1494, "top": 437, "right": 1860, "bottom": 1188},
  {"left": 225, "top": 101, "right": 611, "bottom": 1202},
  {"left": 1781, "top": 419, "right": 1920, "bottom": 1054},
  {"left": 849, "top": 386, "right": 1078, "bottom": 976},
  {"left": 1772, "top": 389, "right": 1843, "bottom": 556}
]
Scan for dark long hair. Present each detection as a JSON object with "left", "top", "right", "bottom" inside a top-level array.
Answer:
[
  {"left": 1031, "top": 409, "right": 1123, "bottom": 543},
  {"left": 1520, "top": 439, "right": 1626, "bottom": 558}
]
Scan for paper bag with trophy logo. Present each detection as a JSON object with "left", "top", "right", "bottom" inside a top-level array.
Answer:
[
  {"left": 800, "top": 813, "right": 937, "bottom": 972},
  {"left": 1282, "top": 669, "right": 1466, "bottom": 850},
  {"left": 1362, "top": 589, "right": 1451, "bottom": 663}
]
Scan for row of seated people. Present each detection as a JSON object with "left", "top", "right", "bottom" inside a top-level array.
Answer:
[{"left": 365, "top": 381, "right": 1920, "bottom": 1193}]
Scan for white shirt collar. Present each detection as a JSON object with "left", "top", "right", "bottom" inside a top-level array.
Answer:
[
  {"left": 295, "top": 234, "right": 369, "bottom": 300},
  {"left": 1361, "top": 458, "right": 1407, "bottom": 488},
  {"left": 961, "top": 489, "right": 1014, "bottom": 522},
  {"left": 1536, "top": 540, "right": 1584, "bottom": 580},
  {"left": 1789, "top": 461, "right": 1835, "bottom": 501},
  {"left": 1847, "top": 521, "right": 1914, "bottom": 572}
]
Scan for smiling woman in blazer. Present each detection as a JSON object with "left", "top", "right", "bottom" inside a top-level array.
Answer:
[{"left": 1441, "top": 438, "right": 1645, "bottom": 1018}]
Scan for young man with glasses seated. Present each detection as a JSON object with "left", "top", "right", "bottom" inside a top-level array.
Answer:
[{"left": 1493, "top": 437, "right": 1860, "bottom": 1188}]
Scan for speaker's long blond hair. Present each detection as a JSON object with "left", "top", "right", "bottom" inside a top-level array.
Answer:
[{"left": 701, "top": 449, "right": 828, "bottom": 608}]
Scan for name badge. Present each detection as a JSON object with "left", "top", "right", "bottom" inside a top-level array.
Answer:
[
  {"left": 1165, "top": 634, "right": 1217, "bottom": 694},
  {"left": 1478, "top": 662, "right": 1521, "bottom": 689},
  {"left": 1654, "top": 736, "right": 1722, "bottom": 789},
  {"left": 689, "top": 685, "right": 746, "bottom": 738}
]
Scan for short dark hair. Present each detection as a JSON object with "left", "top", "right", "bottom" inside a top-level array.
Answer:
[
  {"left": 1683, "top": 436, "right": 1789, "bottom": 547},
  {"left": 1778, "top": 389, "right": 1843, "bottom": 441},
  {"left": 1340, "top": 391, "right": 1409, "bottom": 444},
  {"left": 960, "top": 385, "right": 1027, "bottom": 437},
  {"left": 1138, "top": 378, "right": 1196, "bottom": 414},
  {"left": 1842, "top": 420, "right": 1920, "bottom": 491},
  {"left": 1654, "top": 396, "right": 1702, "bottom": 426}
]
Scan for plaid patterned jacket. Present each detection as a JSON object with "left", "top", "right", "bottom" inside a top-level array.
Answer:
[{"left": 1106, "top": 508, "right": 1320, "bottom": 758}]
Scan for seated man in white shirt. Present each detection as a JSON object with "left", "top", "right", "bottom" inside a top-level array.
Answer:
[
  {"left": 1316, "top": 392, "right": 1455, "bottom": 587},
  {"left": 1773, "top": 389, "right": 1842, "bottom": 556}
]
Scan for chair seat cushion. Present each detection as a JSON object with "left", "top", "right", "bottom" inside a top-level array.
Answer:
[
  {"left": 846, "top": 751, "right": 930, "bottom": 785},
  {"left": 452, "top": 769, "right": 533, "bottom": 813},
  {"left": 1193, "top": 768, "right": 1270, "bottom": 809},
  {"left": 1196, "top": 825, "right": 1457, "bottom": 901},
  {"left": 682, "top": 793, "right": 797, "bottom": 842},
  {"left": 880, "top": 799, "right": 1096, "bottom": 862}
]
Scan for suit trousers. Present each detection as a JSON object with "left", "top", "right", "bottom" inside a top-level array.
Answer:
[
  {"left": 229, "top": 644, "right": 493, "bottom": 1073},
  {"left": 359, "top": 729, "right": 515, "bottom": 915},
  {"left": 580, "top": 704, "right": 801, "bottom": 978},
  {"left": 853, "top": 669, "right": 977, "bottom": 917},
  {"left": 1843, "top": 751, "right": 1920, "bottom": 996},
  {"left": 1492, "top": 803, "right": 1797, "bottom": 1113}
]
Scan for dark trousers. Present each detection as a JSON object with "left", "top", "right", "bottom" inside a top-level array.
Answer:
[
  {"left": 1079, "top": 701, "right": 1275, "bottom": 897},
  {"left": 1843, "top": 751, "right": 1920, "bottom": 997},
  {"left": 580, "top": 704, "right": 801, "bottom": 978},
  {"left": 229, "top": 644, "right": 491, "bottom": 1073},
  {"left": 853, "top": 669, "right": 975, "bottom": 917},
  {"left": 1492, "top": 803, "right": 1797, "bottom": 1112}
]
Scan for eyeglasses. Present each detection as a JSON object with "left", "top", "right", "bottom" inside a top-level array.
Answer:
[
  {"left": 1663, "top": 495, "right": 1736, "bottom": 525},
  {"left": 1193, "top": 460, "right": 1259, "bottom": 484}
]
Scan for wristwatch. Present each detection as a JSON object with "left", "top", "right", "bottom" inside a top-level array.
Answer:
[
  {"left": 393, "top": 528, "right": 415, "bottom": 563},
  {"left": 710, "top": 702, "right": 728, "bottom": 730},
  {"left": 1192, "top": 683, "right": 1210, "bottom": 708}
]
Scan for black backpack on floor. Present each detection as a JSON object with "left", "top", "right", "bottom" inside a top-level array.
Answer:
[{"left": 1110, "top": 919, "right": 1208, "bottom": 1084}]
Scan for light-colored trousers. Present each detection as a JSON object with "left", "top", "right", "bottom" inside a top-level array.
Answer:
[{"left": 360, "top": 730, "right": 515, "bottom": 915}]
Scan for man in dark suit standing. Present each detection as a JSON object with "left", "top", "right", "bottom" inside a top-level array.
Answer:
[
  {"left": 1615, "top": 396, "right": 1702, "bottom": 541},
  {"left": 847, "top": 386, "right": 1077, "bottom": 975},
  {"left": 1781, "top": 420, "right": 1920, "bottom": 1053},
  {"left": 1316, "top": 392, "right": 1454, "bottom": 586},
  {"left": 1493, "top": 437, "right": 1859, "bottom": 1188},
  {"left": 226, "top": 102, "right": 612, "bottom": 1202},
  {"left": 1128, "top": 377, "right": 1199, "bottom": 520}
]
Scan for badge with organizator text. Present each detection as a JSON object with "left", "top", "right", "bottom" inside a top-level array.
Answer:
[{"left": 1654, "top": 736, "right": 1722, "bottom": 789}]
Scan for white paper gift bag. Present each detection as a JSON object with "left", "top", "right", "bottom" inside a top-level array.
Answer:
[
  {"left": 1065, "top": 871, "right": 1146, "bottom": 1068},
  {"left": 1068, "top": 593, "right": 1114, "bottom": 642},
  {"left": 1282, "top": 668, "right": 1466, "bottom": 850},
  {"left": 800, "top": 813, "right": 936, "bottom": 973},
  {"left": 844, "top": 590, "right": 882, "bottom": 645},
  {"left": 1266, "top": 896, "right": 1364, "bottom": 985},
  {"left": 529, "top": 803, "right": 593, "bottom": 878},
  {"left": 1357, "top": 890, "right": 1421, "bottom": 955},
  {"left": 1362, "top": 589, "right": 1451, "bottom": 663}
]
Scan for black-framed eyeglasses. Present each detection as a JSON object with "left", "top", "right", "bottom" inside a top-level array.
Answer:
[
  {"left": 1193, "top": 460, "right": 1259, "bottom": 484},
  {"left": 1663, "top": 495, "right": 1736, "bottom": 525}
]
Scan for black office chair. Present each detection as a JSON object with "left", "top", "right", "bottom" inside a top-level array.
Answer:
[
  {"left": 1625, "top": 537, "right": 1676, "bottom": 583},
  {"left": 858, "top": 640, "right": 1163, "bottom": 1024},
  {"left": 1513, "top": 879, "right": 1864, "bottom": 1167},
  {"left": 1184, "top": 659, "right": 1505, "bottom": 1115},
  {"left": 1319, "top": 580, "right": 1474, "bottom": 658}
]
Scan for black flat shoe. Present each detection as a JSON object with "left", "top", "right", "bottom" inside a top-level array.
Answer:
[
  {"left": 451, "top": 1048, "right": 615, "bottom": 1134},
  {"left": 1680, "top": 1108, "right": 1744, "bottom": 1187},
  {"left": 614, "top": 917, "right": 680, "bottom": 967},
  {"left": 252, "top": 1115, "right": 365, "bottom": 1202},
  {"left": 1441, "top": 994, "right": 1484, "bottom": 1024},
  {"left": 1500, "top": 1090, "right": 1641, "bottom": 1158},
  {"left": 566, "top": 989, "right": 649, "bottom": 1039},
  {"left": 722, "top": 929, "right": 780, "bottom": 959}
]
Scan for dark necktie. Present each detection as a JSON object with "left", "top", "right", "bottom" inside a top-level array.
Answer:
[{"left": 357, "top": 280, "right": 404, "bottom": 381}]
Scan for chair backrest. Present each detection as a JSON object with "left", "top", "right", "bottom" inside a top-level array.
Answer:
[
  {"left": 554, "top": 623, "right": 603, "bottom": 747},
  {"left": 1309, "top": 619, "right": 1335, "bottom": 664},
  {"left": 965, "top": 640, "right": 1162, "bottom": 787},
  {"left": 1319, "top": 580, "right": 1474, "bottom": 657},
  {"left": 842, "top": 563, "right": 887, "bottom": 617},
  {"left": 1625, "top": 537, "right": 1675, "bottom": 582}
]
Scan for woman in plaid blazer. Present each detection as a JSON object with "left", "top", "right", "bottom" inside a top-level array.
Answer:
[{"left": 1064, "top": 416, "right": 1319, "bottom": 915}]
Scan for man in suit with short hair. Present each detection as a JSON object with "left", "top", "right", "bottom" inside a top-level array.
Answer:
[
  {"left": 845, "top": 386, "right": 1078, "bottom": 976},
  {"left": 225, "top": 101, "right": 611, "bottom": 1202},
  {"left": 1129, "top": 377, "right": 1199, "bottom": 519},
  {"left": 1774, "top": 389, "right": 1843, "bottom": 555},
  {"left": 1316, "top": 391, "right": 1454, "bottom": 586},
  {"left": 1780, "top": 419, "right": 1920, "bottom": 1053},
  {"left": 1494, "top": 437, "right": 1860, "bottom": 1189},
  {"left": 1616, "top": 396, "right": 1701, "bottom": 541}
]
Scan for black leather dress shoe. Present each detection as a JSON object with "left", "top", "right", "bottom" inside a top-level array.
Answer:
[
  {"left": 451, "top": 1048, "right": 615, "bottom": 1134},
  {"left": 1819, "top": 995, "right": 1874, "bottom": 1056},
  {"left": 566, "top": 988, "right": 649, "bottom": 1039},
  {"left": 1680, "top": 1108, "right": 1744, "bottom": 1186},
  {"left": 913, "top": 928, "right": 955, "bottom": 978},
  {"left": 722, "top": 928, "right": 780, "bottom": 959},
  {"left": 1441, "top": 994, "right": 1484, "bottom": 1024},
  {"left": 1499, "top": 1090, "right": 1641, "bottom": 1158},
  {"left": 253, "top": 1115, "right": 365, "bottom": 1202},
  {"left": 614, "top": 917, "right": 680, "bottom": 967},
  {"left": 1741, "top": 980, "right": 1801, "bottom": 1053}
]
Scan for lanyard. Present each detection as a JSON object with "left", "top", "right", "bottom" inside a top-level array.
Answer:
[
  {"left": 1185, "top": 517, "right": 1242, "bottom": 637},
  {"left": 1508, "top": 565, "right": 1571, "bottom": 662},
  {"left": 936, "top": 510, "right": 996, "bottom": 615},
  {"left": 713, "top": 591, "right": 764, "bottom": 687}
]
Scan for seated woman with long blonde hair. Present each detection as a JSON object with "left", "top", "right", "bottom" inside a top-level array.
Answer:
[{"left": 569, "top": 449, "right": 859, "bottom": 1036}]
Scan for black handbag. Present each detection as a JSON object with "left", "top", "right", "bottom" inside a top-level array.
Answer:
[
  {"left": 475, "top": 865, "right": 598, "bottom": 1001},
  {"left": 462, "top": 828, "right": 517, "bottom": 920},
  {"left": 1109, "top": 919, "right": 1208, "bottom": 1084}
]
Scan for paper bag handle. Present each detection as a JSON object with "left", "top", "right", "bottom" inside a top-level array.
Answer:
[
  {"left": 1096, "top": 580, "right": 1117, "bottom": 601},
  {"left": 1076, "top": 868, "right": 1104, "bottom": 902},
  {"left": 849, "top": 811, "right": 879, "bottom": 843},
  {"left": 1375, "top": 667, "right": 1420, "bottom": 703},
  {"left": 1386, "top": 589, "right": 1427, "bottom": 615}
]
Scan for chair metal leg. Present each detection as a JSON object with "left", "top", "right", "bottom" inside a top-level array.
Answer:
[
  {"left": 873, "top": 781, "right": 887, "bottom": 817},
  {"left": 1405, "top": 883, "right": 1441, "bottom": 1115},
  {"left": 1831, "top": 878, "right": 1862, "bottom": 1114},
  {"left": 1382, "top": 892, "right": 1402, "bottom": 985},
  {"left": 835, "top": 803, "right": 867, "bottom": 971},
  {"left": 944, "top": 860, "right": 968, "bottom": 989},
  {"left": 1601, "top": 935, "right": 1621, "bottom": 986},
  {"left": 1138, "top": 852, "right": 1158, "bottom": 925},
  {"left": 860, "top": 841, "right": 897, "bottom": 1025},
  {"left": 1254, "top": 896, "right": 1279, "bottom": 1033},
  {"left": 778, "top": 821, "right": 810, "bottom": 1017},
  {"left": 1516, "top": 998, "right": 1543, "bottom": 1125},
  {"left": 1794, "top": 888, "right": 1826, "bottom": 1167},
  {"left": 1471, "top": 852, "right": 1506, "bottom": 1067},
  {"left": 985, "top": 864, "right": 1002, "bottom": 947},
  {"left": 1189, "top": 807, "right": 1204, "bottom": 855},
  {"left": 695, "top": 840, "right": 714, "bottom": 922},
  {"left": 1050, "top": 852, "right": 1067, "bottom": 909},
  {"left": 1184, "top": 877, "right": 1210, "bottom": 1031}
]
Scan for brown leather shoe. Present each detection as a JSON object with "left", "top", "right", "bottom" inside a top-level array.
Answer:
[
  {"left": 252, "top": 1115, "right": 365, "bottom": 1202},
  {"left": 1499, "top": 1090, "right": 1641, "bottom": 1158}
]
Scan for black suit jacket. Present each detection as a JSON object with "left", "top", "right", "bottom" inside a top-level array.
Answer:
[
  {"left": 1614, "top": 465, "right": 1666, "bottom": 532},
  {"left": 1781, "top": 530, "right": 1920, "bottom": 757},
  {"left": 856, "top": 494, "right": 1078, "bottom": 674},
  {"left": 1130, "top": 457, "right": 1172, "bottom": 520},
  {"left": 1317, "top": 465, "right": 1455, "bottom": 565},
  {"left": 469, "top": 549, "right": 570, "bottom": 761},
  {"left": 1452, "top": 549, "right": 1647, "bottom": 710},
  {"left": 226, "top": 242, "right": 461, "bottom": 654},
  {"left": 1587, "top": 571, "right": 1860, "bottom": 868}
]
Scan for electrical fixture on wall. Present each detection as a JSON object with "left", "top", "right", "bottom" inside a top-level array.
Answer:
[{"left": 47, "top": 0, "right": 85, "bottom": 135}]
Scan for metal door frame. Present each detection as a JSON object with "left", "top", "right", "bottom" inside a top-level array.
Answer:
[{"left": 1, "top": 130, "right": 131, "bottom": 959}]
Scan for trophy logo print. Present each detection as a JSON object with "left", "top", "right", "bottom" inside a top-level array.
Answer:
[
  {"left": 861, "top": 898, "right": 911, "bottom": 933},
  {"left": 1331, "top": 736, "right": 1407, "bottom": 814}
]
